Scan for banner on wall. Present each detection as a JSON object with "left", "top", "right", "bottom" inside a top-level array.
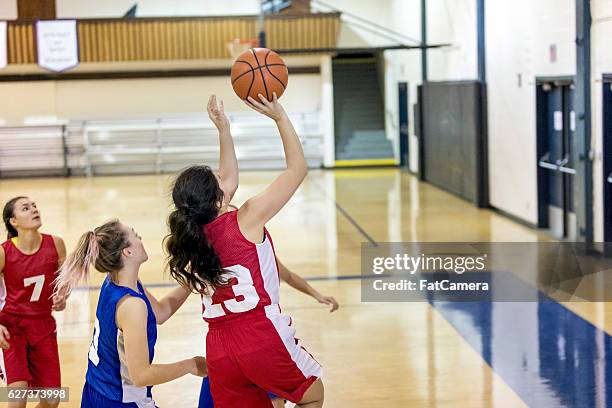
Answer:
[
  {"left": 0, "top": 22, "right": 7, "bottom": 70},
  {"left": 36, "top": 20, "right": 79, "bottom": 72}
]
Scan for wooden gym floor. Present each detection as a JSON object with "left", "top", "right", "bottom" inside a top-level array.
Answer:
[{"left": 0, "top": 169, "right": 610, "bottom": 407}]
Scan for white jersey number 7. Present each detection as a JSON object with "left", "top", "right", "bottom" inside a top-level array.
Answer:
[{"left": 23, "top": 274, "right": 45, "bottom": 302}]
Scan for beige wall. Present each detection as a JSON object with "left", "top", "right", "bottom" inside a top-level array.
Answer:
[
  {"left": 0, "top": 81, "right": 58, "bottom": 124},
  {"left": 0, "top": 0, "right": 17, "bottom": 20},
  {"left": 0, "top": 73, "right": 322, "bottom": 124}
]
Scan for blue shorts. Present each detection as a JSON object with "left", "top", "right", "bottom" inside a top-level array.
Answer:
[
  {"left": 199, "top": 376, "right": 279, "bottom": 408},
  {"left": 81, "top": 382, "right": 157, "bottom": 408}
]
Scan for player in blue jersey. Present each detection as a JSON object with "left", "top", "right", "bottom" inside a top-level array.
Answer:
[{"left": 55, "top": 219, "right": 207, "bottom": 407}]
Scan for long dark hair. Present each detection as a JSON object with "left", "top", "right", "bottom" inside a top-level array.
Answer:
[
  {"left": 165, "top": 165, "right": 226, "bottom": 293},
  {"left": 3, "top": 196, "right": 27, "bottom": 239}
]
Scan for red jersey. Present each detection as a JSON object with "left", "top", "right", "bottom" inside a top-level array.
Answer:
[
  {"left": 202, "top": 210, "right": 281, "bottom": 324},
  {"left": 0, "top": 234, "right": 59, "bottom": 317}
]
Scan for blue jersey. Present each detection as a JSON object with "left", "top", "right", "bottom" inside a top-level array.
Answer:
[{"left": 84, "top": 277, "right": 157, "bottom": 407}]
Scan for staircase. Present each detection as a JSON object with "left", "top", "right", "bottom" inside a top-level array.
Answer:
[{"left": 333, "top": 58, "right": 394, "bottom": 163}]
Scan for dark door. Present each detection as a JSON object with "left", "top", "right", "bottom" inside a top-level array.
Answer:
[
  {"left": 399, "top": 82, "right": 410, "bottom": 168},
  {"left": 537, "top": 81, "right": 576, "bottom": 240}
]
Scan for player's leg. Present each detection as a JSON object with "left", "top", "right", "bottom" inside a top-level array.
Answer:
[
  {"left": 3, "top": 329, "right": 31, "bottom": 408},
  {"left": 237, "top": 315, "right": 323, "bottom": 407},
  {"left": 28, "top": 318, "right": 61, "bottom": 408},
  {"left": 36, "top": 401, "right": 59, "bottom": 408},
  {"left": 296, "top": 379, "right": 324, "bottom": 408},
  {"left": 200, "top": 372, "right": 284, "bottom": 408},
  {"left": 206, "top": 328, "right": 273, "bottom": 408},
  {"left": 36, "top": 399, "right": 60, "bottom": 408},
  {"left": 7, "top": 381, "right": 29, "bottom": 408},
  {"left": 208, "top": 359, "right": 273, "bottom": 408}
]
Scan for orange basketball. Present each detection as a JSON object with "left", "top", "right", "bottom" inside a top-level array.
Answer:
[{"left": 230, "top": 48, "right": 288, "bottom": 101}]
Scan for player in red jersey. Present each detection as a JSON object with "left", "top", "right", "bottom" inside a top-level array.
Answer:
[
  {"left": 0, "top": 196, "right": 68, "bottom": 408},
  {"left": 165, "top": 94, "right": 324, "bottom": 407}
]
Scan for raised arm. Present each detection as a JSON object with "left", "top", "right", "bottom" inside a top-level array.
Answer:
[
  {"left": 117, "top": 296, "right": 206, "bottom": 387},
  {"left": 208, "top": 95, "right": 238, "bottom": 202},
  {"left": 238, "top": 93, "right": 307, "bottom": 242},
  {"left": 142, "top": 284, "right": 191, "bottom": 325}
]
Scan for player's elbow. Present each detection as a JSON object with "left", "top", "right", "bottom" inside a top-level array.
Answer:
[
  {"left": 131, "top": 372, "right": 149, "bottom": 388},
  {"left": 221, "top": 178, "right": 238, "bottom": 196},
  {"left": 289, "top": 162, "right": 308, "bottom": 181},
  {"left": 128, "top": 363, "right": 153, "bottom": 387},
  {"left": 299, "top": 163, "right": 308, "bottom": 179},
  {"left": 154, "top": 305, "right": 172, "bottom": 325}
]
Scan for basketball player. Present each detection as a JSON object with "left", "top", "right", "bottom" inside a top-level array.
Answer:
[
  {"left": 198, "top": 258, "right": 339, "bottom": 408},
  {"left": 0, "top": 196, "right": 68, "bottom": 408},
  {"left": 165, "top": 94, "right": 324, "bottom": 407},
  {"left": 54, "top": 220, "right": 207, "bottom": 407}
]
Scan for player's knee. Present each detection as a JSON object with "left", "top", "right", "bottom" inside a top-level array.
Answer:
[
  {"left": 298, "top": 379, "right": 324, "bottom": 404},
  {"left": 38, "top": 398, "right": 60, "bottom": 408}
]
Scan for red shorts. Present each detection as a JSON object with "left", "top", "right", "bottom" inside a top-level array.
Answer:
[
  {"left": 0, "top": 313, "right": 61, "bottom": 387},
  {"left": 206, "top": 305, "right": 322, "bottom": 408}
]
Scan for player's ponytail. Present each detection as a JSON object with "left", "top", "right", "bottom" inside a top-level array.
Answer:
[
  {"left": 165, "top": 165, "right": 227, "bottom": 294},
  {"left": 2, "top": 196, "right": 27, "bottom": 239},
  {"left": 55, "top": 220, "right": 130, "bottom": 296},
  {"left": 55, "top": 231, "right": 98, "bottom": 295}
]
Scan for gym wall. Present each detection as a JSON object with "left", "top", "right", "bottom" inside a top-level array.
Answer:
[
  {"left": 55, "top": 0, "right": 261, "bottom": 18},
  {"left": 0, "top": 73, "right": 322, "bottom": 124},
  {"left": 486, "top": 0, "right": 575, "bottom": 225}
]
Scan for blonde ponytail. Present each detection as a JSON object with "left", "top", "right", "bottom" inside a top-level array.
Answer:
[{"left": 54, "top": 231, "right": 98, "bottom": 297}]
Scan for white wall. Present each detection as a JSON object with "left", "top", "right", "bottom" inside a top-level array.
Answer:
[
  {"left": 56, "top": 0, "right": 260, "bottom": 18},
  {"left": 383, "top": 0, "right": 422, "bottom": 169},
  {"left": 427, "top": 0, "right": 477, "bottom": 81},
  {"left": 312, "top": 0, "right": 395, "bottom": 47},
  {"left": 382, "top": 0, "right": 477, "bottom": 170},
  {"left": 486, "top": 0, "right": 575, "bottom": 224},
  {"left": 591, "top": 0, "right": 612, "bottom": 241}
]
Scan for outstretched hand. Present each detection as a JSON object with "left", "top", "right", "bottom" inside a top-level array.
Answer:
[
  {"left": 191, "top": 356, "right": 208, "bottom": 377},
  {"left": 52, "top": 293, "right": 67, "bottom": 311},
  {"left": 245, "top": 93, "right": 287, "bottom": 122},
  {"left": 207, "top": 95, "right": 230, "bottom": 131},
  {"left": 315, "top": 294, "right": 339, "bottom": 313}
]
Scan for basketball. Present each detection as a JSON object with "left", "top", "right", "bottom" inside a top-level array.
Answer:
[{"left": 230, "top": 48, "right": 288, "bottom": 101}]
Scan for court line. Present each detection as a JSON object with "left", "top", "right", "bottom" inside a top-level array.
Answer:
[
  {"left": 310, "top": 179, "right": 379, "bottom": 246},
  {"left": 334, "top": 202, "right": 379, "bottom": 247}
]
